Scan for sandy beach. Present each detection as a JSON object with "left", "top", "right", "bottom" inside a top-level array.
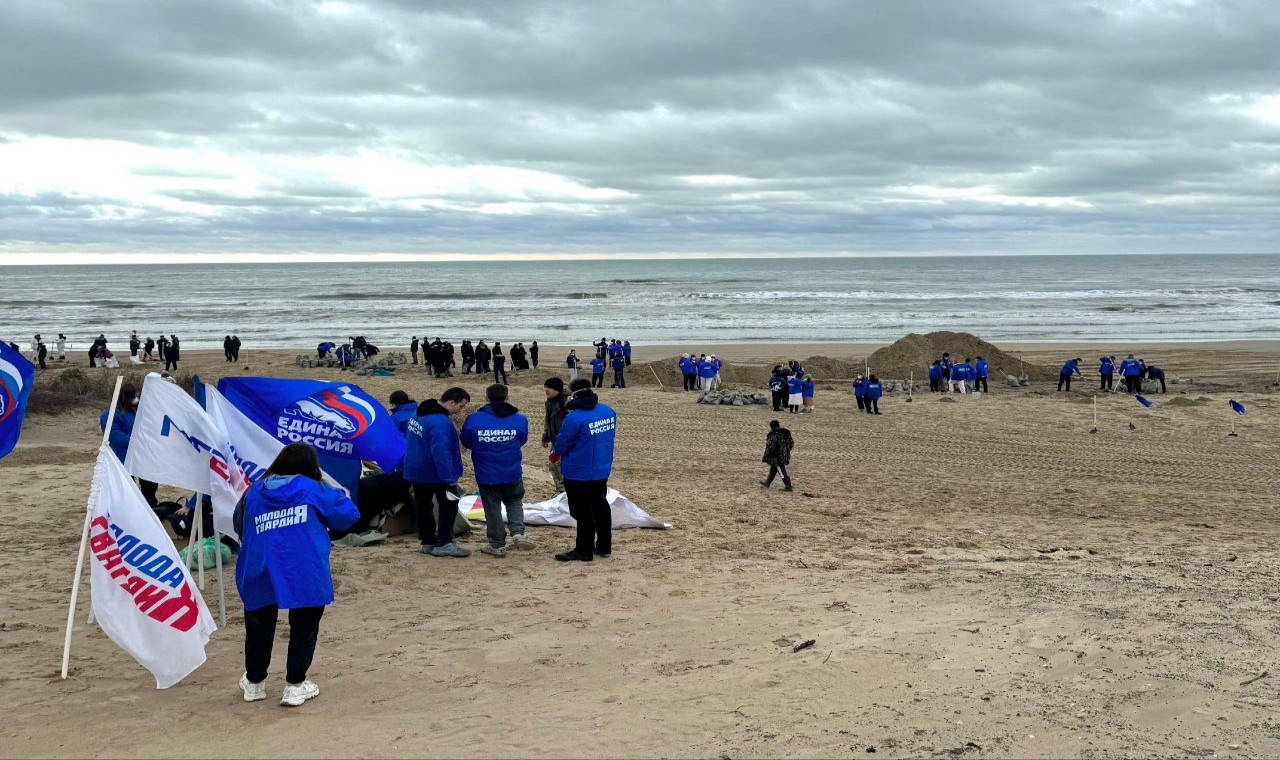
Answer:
[{"left": 2, "top": 340, "right": 1279, "bottom": 759}]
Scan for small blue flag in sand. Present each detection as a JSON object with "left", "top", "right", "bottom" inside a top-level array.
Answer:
[
  {"left": 1229, "top": 399, "right": 1246, "bottom": 415},
  {"left": 1135, "top": 395, "right": 1154, "bottom": 409}
]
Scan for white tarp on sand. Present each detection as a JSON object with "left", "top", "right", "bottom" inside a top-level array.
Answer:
[{"left": 462, "top": 489, "right": 672, "bottom": 529}]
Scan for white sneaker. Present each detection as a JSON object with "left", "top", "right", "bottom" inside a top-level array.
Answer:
[
  {"left": 510, "top": 533, "right": 535, "bottom": 549},
  {"left": 280, "top": 679, "right": 320, "bottom": 707},
  {"left": 239, "top": 673, "right": 266, "bottom": 702}
]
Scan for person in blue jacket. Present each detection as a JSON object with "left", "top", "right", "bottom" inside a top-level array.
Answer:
[
  {"left": 590, "top": 355, "right": 605, "bottom": 388},
  {"left": 786, "top": 371, "right": 804, "bottom": 414},
  {"left": 679, "top": 354, "right": 697, "bottom": 392},
  {"left": 100, "top": 380, "right": 160, "bottom": 508},
  {"left": 1145, "top": 363, "right": 1167, "bottom": 394},
  {"left": 864, "top": 374, "right": 883, "bottom": 414},
  {"left": 1098, "top": 355, "right": 1115, "bottom": 392},
  {"left": 460, "top": 384, "right": 533, "bottom": 557},
  {"left": 1057, "top": 358, "right": 1083, "bottom": 392},
  {"left": 974, "top": 356, "right": 990, "bottom": 393},
  {"left": 388, "top": 390, "right": 417, "bottom": 435},
  {"left": 550, "top": 378, "right": 617, "bottom": 563},
  {"left": 939, "top": 353, "right": 953, "bottom": 382},
  {"left": 623, "top": 340, "right": 632, "bottom": 366},
  {"left": 800, "top": 373, "right": 816, "bottom": 413},
  {"left": 927, "top": 361, "right": 943, "bottom": 393},
  {"left": 951, "top": 358, "right": 974, "bottom": 394},
  {"left": 566, "top": 349, "right": 580, "bottom": 382},
  {"left": 404, "top": 387, "right": 471, "bottom": 557},
  {"left": 698, "top": 355, "right": 718, "bottom": 392},
  {"left": 233, "top": 442, "right": 360, "bottom": 708},
  {"left": 710, "top": 354, "right": 723, "bottom": 390},
  {"left": 610, "top": 349, "right": 627, "bottom": 388},
  {"left": 852, "top": 374, "right": 867, "bottom": 410},
  {"left": 1118, "top": 353, "right": 1143, "bottom": 393}
]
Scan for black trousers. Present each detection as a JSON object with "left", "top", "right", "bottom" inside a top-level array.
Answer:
[
  {"left": 244, "top": 605, "right": 325, "bottom": 685},
  {"left": 771, "top": 388, "right": 786, "bottom": 409},
  {"left": 1100, "top": 374, "right": 1113, "bottom": 390},
  {"left": 592, "top": 373, "right": 604, "bottom": 388},
  {"left": 1124, "top": 376, "right": 1142, "bottom": 393},
  {"left": 856, "top": 396, "right": 865, "bottom": 410},
  {"left": 412, "top": 482, "right": 458, "bottom": 546},
  {"left": 138, "top": 479, "right": 159, "bottom": 509},
  {"left": 613, "top": 368, "right": 625, "bottom": 388},
  {"left": 765, "top": 464, "right": 790, "bottom": 486},
  {"left": 1057, "top": 374, "right": 1073, "bottom": 391},
  {"left": 494, "top": 367, "right": 507, "bottom": 385},
  {"left": 686, "top": 375, "right": 699, "bottom": 392},
  {"left": 565, "top": 478, "right": 610, "bottom": 556},
  {"left": 929, "top": 378, "right": 941, "bottom": 392},
  {"left": 973, "top": 377, "right": 988, "bottom": 393},
  {"left": 865, "top": 398, "right": 879, "bottom": 414}
]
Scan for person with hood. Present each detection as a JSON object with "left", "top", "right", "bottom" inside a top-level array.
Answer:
[
  {"left": 143, "top": 336, "right": 154, "bottom": 361},
  {"left": 974, "top": 356, "right": 990, "bottom": 393},
  {"left": 760, "top": 420, "right": 794, "bottom": 491},
  {"left": 1057, "top": 358, "right": 1083, "bottom": 392},
  {"left": 492, "top": 342, "right": 508, "bottom": 385},
  {"left": 388, "top": 390, "right": 417, "bottom": 434},
  {"left": 939, "top": 353, "right": 953, "bottom": 382},
  {"left": 786, "top": 371, "right": 804, "bottom": 414},
  {"left": 88, "top": 341, "right": 100, "bottom": 367},
  {"left": 231, "top": 335, "right": 242, "bottom": 362},
  {"left": 404, "top": 387, "right": 471, "bottom": 557},
  {"left": 36, "top": 339, "right": 47, "bottom": 370},
  {"left": 710, "top": 354, "right": 723, "bottom": 390},
  {"left": 1098, "top": 355, "right": 1116, "bottom": 392},
  {"left": 1146, "top": 363, "right": 1167, "bottom": 394},
  {"left": 1118, "top": 353, "right": 1143, "bottom": 393},
  {"left": 566, "top": 349, "right": 580, "bottom": 382},
  {"left": 530, "top": 341, "right": 540, "bottom": 369},
  {"left": 551, "top": 378, "right": 618, "bottom": 562},
  {"left": 163, "top": 334, "right": 180, "bottom": 371},
  {"left": 767, "top": 365, "right": 787, "bottom": 409},
  {"left": 610, "top": 347, "right": 627, "bottom": 388},
  {"left": 100, "top": 380, "right": 159, "bottom": 508},
  {"left": 852, "top": 374, "right": 867, "bottom": 410},
  {"left": 622, "top": 340, "right": 632, "bottom": 366},
  {"left": 461, "top": 384, "right": 533, "bottom": 557},
  {"left": 224, "top": 336, "right": 234, "bottom": 362},
  {"left": 56, "top": 334, "right": 66, "bottom": 361},
  {"left": 679, "top": 354, "right": 698, "bottom": 393},
  {"left": 801, "top": 373, "right": 816, "bottom": 413},
  {"left": 410, "top": 336, "right": 420, "bottom": 365},
  {"left": 698, "top": 355, "right": 717, "bottom": 392},
  {"left": 590, "top": 354, "right": 605, "bottom": 388},
  {"left": 460, "top": 340, "right": 475, "bottom": 374},
  {"left": 951, "top": 358, "right": 973, "bottom": 394},
  {"left": 541, "top": 377, "right": 568, "bottom": 494},
  {"left": 864, "top": 374, "right": 883, "bottom": 414},
  {"left": 233, "top": 443, "right": 360, "bottom": 708}
]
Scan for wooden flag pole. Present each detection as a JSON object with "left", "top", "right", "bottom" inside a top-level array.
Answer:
[{"left": 62, "top": 376, "right": 123, "bottom": 679}]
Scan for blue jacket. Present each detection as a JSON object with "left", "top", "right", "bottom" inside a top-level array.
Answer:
[
  {"left": 865, "top": 381, "right": 883, "bottom": 400},
  {"left": 1119, "top": 358, "right": 1142, "bottom": 377},
  {"left": 976, "top": 360, "right": 989, "bottom": 378},
  {"left": 801, "top": 380, "right": 815, "bottom": 398},
  {"left": 927, "top": 364, "right": 943, "bottom": 381},
  {"left": 611, "top": 354, "right": 626, "bottom": 371},
  {"left": 553, "top": 391, "right": 616, "bottom": 481},
  {"left": 940, "top": 357, "right": 952, "bottom": 372},
  {"left": 566, "top": 354, "right": 579, "bottom": 368},
  {"left": 679, "top": 358, "right": 696, "bottom": 375},
  {"left": 787, "top": 376, "right": 803, "bottom": 395},
  {"left": 403, "top": 400, "right": 463, "bottom": 484},
  {"left": 953, "top": 363, "right": 973, "bottom": 381},
  {"left": 590, "top": 357, "right": 605, "bottom": 375},
  {"left": 852, "top": 378, "right": 866, "bottom": 398},
  {"left": 234, "top": 475, "right": 359, "bottom": 612},
  {"left": 391, "top": 402, "right": 417, "bottom": 435},
  {"left": 712, "top": 359, "right": 722, "bottom": 372},
  {"left": 768, "top": 374, "right": 786, "bottom": 391},
  {"left": 698, "top": 361, "right": 717, "bottom": 379},
  {"left": 99, "top": 409, "right": 135, "bottom": 462},
  {"left": 460, "top": 402, "right": 528, "bottom": 486},
  {"left": 1061, "top": 360, "right": 1082, "bottom": 376},
  {"left": 1099, "top": 357, "right": 1114, "bottom": 375},
  {"left": 622, "top": 344, "right": 632, "bottom": 358}
]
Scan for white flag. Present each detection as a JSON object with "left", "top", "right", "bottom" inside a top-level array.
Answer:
[
  {"left": 88, "top": 447, "right": 216, "bottom": 688},
  {"left": 124, "top": 373, "right": 243, "bottom": 539}
]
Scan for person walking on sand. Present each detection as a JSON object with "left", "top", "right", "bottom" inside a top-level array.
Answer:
[
  {"left": 492, "top": 343, "right": 508, "bottom": 385},
  {"left": 974, "top": 356, "right": 990, "bottom": 394},
  {"left": 36, "top": 338, "right": 47, "bottom": 370},
  {"left": 928, "top": 360, "right": 943, "bottom": 393},
  {"left": 610, "top": 347, "right": 627, "bottom": 388},
  {"left": 760, "top": 420, "right": 794, "bottom": 491},
  {"left": 551, "top": 378, "right": 618, "bottom": 563},
  {"left": 530, "top": 341, "right": 539, "bottom": 369},
  {"left": 623, "top": 340, "right": 632, "bottom": 366},
  {"left": 224, "top": 335, "right": 234, "bottom": 362},
  {"left": 234, "top": 443, "right": 360, "bottom": 708},
  {"left": 542, "top": 377, "right": 569, "bottom": 494},
  {"left": 231, "top": 335, "right": 242, "bottom": 362},
  {"left": 1057, "top": 358, "right": 1083, "bottom": 392},
  {"left": 1098, "top": 355, "right": 1115, "bottom": 392},
  {"left": 56, "top": 334, "right": 66, "bottom": 361},
  {"left": 404, "top": 387, "right": 471, "bottom": 557},
  {"left": 566, "top": 349, "right": 580, "bottom": 382},
  {"left": 767, "top": 365, "right": 787, "bottom": 409},
  {"left": 1118, "top": 354, "right": 1143, "bottom": 394},
  {"left": 852, "top": 373, "right": 866, "bottom": 411},
  {"left": 786, "top": 371, "right": 803, "bottom": 414},
  {"left": 801, "top": 373, "right": 816, "bottom": 413},
  {"left": 461, "top": 384, "right": 534, "bottom": 557},
  {"left": 864, "top": 375, "right": 883, "bottom": 414},
  {"left": 163, "top": 336, "right": 180, "bottom": 372},
  {"left": 590, "top": 354, "right": 605, "bottom": 388},
  {"left": 683, "top": 355, "right": 700, "bottom": 393},
  {"left": 410, "top": 336, "right": 419, "bottom": 365},
  {"left": 143, "top": 336, "right": 154, "bottom": 362}
]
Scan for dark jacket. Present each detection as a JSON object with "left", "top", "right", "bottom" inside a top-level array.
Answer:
[
  {"left": 762, "top": 427, "right": 793, "bottom": 467},
  {"left": 542, "top": 392, "right": 567, "bottom": 444}
]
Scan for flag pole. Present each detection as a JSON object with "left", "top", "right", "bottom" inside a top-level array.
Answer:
[
  {"left": 190, "top": 496, "right": 206, "bottom": 589},
  {"left": 62, "top": 375, "right": 123, "bottom": 679}
]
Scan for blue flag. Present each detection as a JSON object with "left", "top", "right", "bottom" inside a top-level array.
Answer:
[
  {"left": 1229, "top": 399, "right": 1246, "bottom": 415},
  {"left": 1136, "top": 394, "right": 1154, "bottom": 409},
  {"left": 216, "top": 377, "right": 406, "bottom": 473},
  {"left": 0, "top": 343, "right": 36, "bottom": 460}
]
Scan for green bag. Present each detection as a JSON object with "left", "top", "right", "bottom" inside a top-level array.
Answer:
[{"left": 179, "top": 537, "right": 233, "bottom": 569}]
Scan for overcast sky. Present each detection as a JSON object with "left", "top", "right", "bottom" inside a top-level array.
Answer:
[{"left": 1, "top": 0, "right": 1277, "bottom": 262}]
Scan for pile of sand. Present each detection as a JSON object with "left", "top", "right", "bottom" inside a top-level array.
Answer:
[{"left": 865, "top": 331, "right": 1056, "bottom": 381}]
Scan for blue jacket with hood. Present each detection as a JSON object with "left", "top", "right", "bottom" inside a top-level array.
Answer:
[
  {"left": 698, "top": 360, "right": 717, "bottom": 379},
  {"left": 927, "top": 363, "right": 943, "bottom": 380},
  {"left": 787, "top": 376, "right": 804, "bottom": 395},
  {"left": 460, "top": 402, "right": 528, "bottom": 485},
  {"left": 801, "top": 379, "right": 815, "bottom": 398},
  {"left": 1061, "top": 359, "right": 1082, "bottom": 376},
  {"left": 865, "top": 380, "right": 883, "bottom": 399},
  {"left": 234, "top": 474, "right": 360, "bottom": 612},
  {"left": 953, "top": 362, "right": 974, "bottom": 381},
  {"left": 403, "top": 400, "right": 462, "bottom": 484},
  {"left": 590, "top": 357, "right": 605, "bottom": 375},
  {"left": 679, "top": 358, "right": 696, "bottom": 375},
  {"left": 99, "top": 408, "right": 136, "bottom": 462},
  {"left": 1098, "top": 357, "right": 1115, "bottom": 375},
  {"left": 391, "top": 401, "right": 417, "bottom": 434},
  {"left": 1119, "top": 358, "right": 1142, "bottom": 377},
  {"left": 552, "top": 390, "right": 616, "bottom": 481},
  {"left": 976, "top": 359, "right": 989, "bottom": 378},
  {"left": 853, "top": 377, "right": 866, "bottom": 397}
]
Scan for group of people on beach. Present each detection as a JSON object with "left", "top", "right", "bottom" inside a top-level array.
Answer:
[
  {"left": 18, "top": 332, "right": 186, "bottom": 371},
  {"left": 927, "top": 353, "right": 991, "bottom": 394},
  {"left": 1059, "top": 354, "right": 1167, "bottom": 393}
]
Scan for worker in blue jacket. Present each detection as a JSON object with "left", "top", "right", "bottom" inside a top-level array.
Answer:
[
  {"left": 388, "top": 390, "right": 417, "bottom": 434},
  {"left": 100, "top": 380, "right": 159, "bottom": 508},
  {"left": 679, "top": 354, "right": 697, "bottom": 392},
  {"left": 550, "top": 378, "right": 618, "bottom": 563},
  {"left": 461, "top": 384, "right": 532, "bottom": 557},
  {"left": 1118, "top": 354, "right": 1143, "bottom": 393},
  {"left": 1098, "top": 356, "right": 1115, "bottom": 392},
  {"left": 939, "top": 353, "right": 953, "bottom": 381},
  {"left": 1057, "top": 358, "right": 1083, "bottom": 392},
  {"left": 590, "top": 356, "right": 605, "bottom": 388},
  {"left": 800, "top": 374, "right": 816, "bottom": 413},
  {"left": 786, "top": 372, "right": 804, "bottom": 414},
  {"left": 927, "top": 361, "right": 944, "bottom": 393},
  {"left": 610, "top": 350, "right": 627, "bottom": 388},
  {"left": 864, "top": 375, "right": 883, "bottom": 414},
  {"left": 622, "top": 340, "right": 632, "bottom": 366},
  {"left": 951, "top": 358, "right": 974, "bottom": 394},
  {"left": 852, "top": 374, "right": 867, "bottom": 410},
  {"left": 403, "top": 387, "right": 471, "bottom": 557},
  {"left": 234, "top": 442, "right": 360, "bottom": 707},
  {"left": 974, "top": 357, "right": 990, "bottom": 393},
  {"left": 710, "top": 354, "right": 723, "bottom": 389},
  {"left": 698, "top": 356, "right": 717, "bottom": 392},
  {"left": 1146, "top": 363, "right": 1167, "bottom": 394}
]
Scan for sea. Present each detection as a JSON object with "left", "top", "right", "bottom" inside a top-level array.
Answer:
[{"left": 3, "top": 254, "right": 1279, "bottom": 350}]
